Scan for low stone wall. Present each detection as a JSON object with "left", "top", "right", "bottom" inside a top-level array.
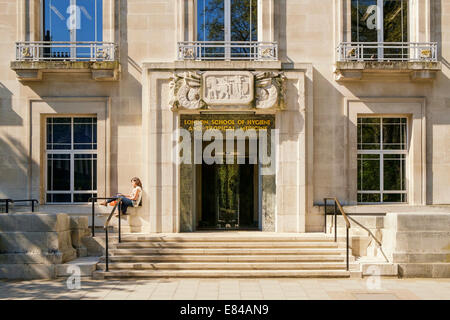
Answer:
[
  {"left": 0, "top": 213, "right": 91, "bottom": 279},
  {"left": 382, "top": 212, "right": 450, "bottom": 278}
]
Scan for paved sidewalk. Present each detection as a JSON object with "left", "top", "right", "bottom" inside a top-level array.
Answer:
[{"left": 0, "top": 278, "right": 449, "bottom": 300}]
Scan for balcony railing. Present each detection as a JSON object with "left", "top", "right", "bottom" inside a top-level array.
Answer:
[
  {"left": 15, "top": 41, "right": 117, "bottom": 62},
  {"left": 178, "top": 41, "right": 278, "bottom": 61},
  {"left": 337, "top": 42, "right": 438, "bottom": 62}
]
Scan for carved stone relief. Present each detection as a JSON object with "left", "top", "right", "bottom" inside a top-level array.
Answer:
[
  {"left": 169, "top": 70, "right": 286, "bottom": 111},
  {"left": 203, "top": 71, "right": 254, "bottom": 106}
]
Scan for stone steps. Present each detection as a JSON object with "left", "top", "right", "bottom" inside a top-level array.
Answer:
[
  {"left": 115, "top": 241, "right": 340, "bottom": 249},
  {"left": 92, "top": 233, "right": 355, "bottom": 279},
  {"left": 100, "top": 254, "right": 351, "bottom": 263},
  {"left": 118, "top": 234, "right": 336, "bottom": 242},
  {"left": 96, "top": 261, "right": 358, "bottom": 270},
  {"left": 109, "top": 247, "right": 348, "bottom": 256},
  {"left": 92, "top": 269, "right": 351, "bottom": 279}
]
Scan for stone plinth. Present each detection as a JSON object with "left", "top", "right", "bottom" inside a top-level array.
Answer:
[
  {"left": 382, "top": 212, "right": 450, "bottom": 278},
  {"left": 0, "top": 213, "right": 77, "bottom": 279}
]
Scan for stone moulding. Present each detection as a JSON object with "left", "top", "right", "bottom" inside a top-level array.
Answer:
[{"left": 169, "top": 70, "right": 286, "bottom": 111}]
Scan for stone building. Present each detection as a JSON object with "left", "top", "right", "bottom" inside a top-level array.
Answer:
[{"left": 0, "top": 0, "right": 448, "bottom": 237}]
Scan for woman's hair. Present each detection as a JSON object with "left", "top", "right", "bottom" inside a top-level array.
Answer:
[{"left": 131, "top": 177, "right": 143, "bottom": 189}]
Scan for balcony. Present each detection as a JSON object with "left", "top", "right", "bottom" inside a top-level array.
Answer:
[
  {"left": 11, "top": 41, "right": 120, "bottom": 81},
  {"left": 177, "top": 41, "right": 278, "bottom": 61},
  {"left": 335, "top": 42, "right": 441, "bottom": 81}
]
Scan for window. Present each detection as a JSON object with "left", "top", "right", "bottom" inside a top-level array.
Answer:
[
  {"left": 197, "top": 0, "right": 257, "bottom": 58},
  {"left": 46, "top": 117, "right": 97, "bottom": 203},
  {"left": 43, "top": 0, "right": 103, "bottom": 58},
  {"left": 351, "top": 0, "right": 408, "bottom": 59},
  {"left": 357, "top": 117, "right": 407, "bottom": 203}
]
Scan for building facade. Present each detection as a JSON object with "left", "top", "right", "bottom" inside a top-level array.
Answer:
[{"left": 0, "top": 0, "right": 448, "bottom": 234}]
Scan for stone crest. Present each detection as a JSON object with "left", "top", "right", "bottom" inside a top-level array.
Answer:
[
  {"left": 169, "top": 70, "right": 285, "bottom": 110},
  {"left": 169, "top": 71, "right": 205, "bottom": 110},
  {"left": 255, "top": 72, "right": 286, "bottom": 110}
]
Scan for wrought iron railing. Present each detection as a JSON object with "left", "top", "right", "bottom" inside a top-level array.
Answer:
[
  {"left": 337, "top": 42, "right": 438, "bottom": 62},
  {"left": 178, "top": 41, "right": 278, "bottom": 61},
  {"left": 15, "top": 41, "right": 117, "bottom": 62}
]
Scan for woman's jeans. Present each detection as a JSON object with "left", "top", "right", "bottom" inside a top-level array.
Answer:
[{"left": 106, "top": 194, "right": 133, "bottom": 214}]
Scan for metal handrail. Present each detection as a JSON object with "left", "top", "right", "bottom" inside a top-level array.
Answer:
[
  {"left": 88, "top": 197, "right": 121, "bottom": 238},
  {"left": 87, "top": 196, "right": 123, "bottom": 272},
  {"left": 324, "top": 197, "right": 389, "bottom": 269},
  {"left": 103, "top": 199, "right": 123, "bottom": 272},
  {"left": 0, "top": 199, "right": 39, "bottom": 213},
  {"left": 15, "top": 41, "right": 117, "bottom": 62},
  {"left": 337, "top": 41, "right": 438, "bottom": 62},
  {"left": 346, "top": 215, "right": 389, "bottom": 263},
  {"left": 324, "top": 197, "right": 351, "bottom": 270}
]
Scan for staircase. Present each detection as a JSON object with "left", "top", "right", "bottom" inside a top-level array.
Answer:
[{"left": 92, "top": 233, "right": 358, "bottom": 279}]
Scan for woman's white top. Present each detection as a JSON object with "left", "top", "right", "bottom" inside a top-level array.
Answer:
[{"left": 130, "top": 186, "right": 142, "bottom": 207}]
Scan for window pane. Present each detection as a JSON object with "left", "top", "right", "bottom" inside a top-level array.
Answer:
[
  {"left": 47, "top": 154, "right": 71, "bottom": 191},
  {"left": 198, "top": 0, "right": 225, "bottom": 41},
  {"left": 384, "top": 154, "right": 406, "bottom": 190},
  {"left": 47, "top": 193, "right": 71, "bottom": 203},
  {"left": 383, "top": 193, "right": 406, "bottom": 203},
  {"left": 358, "top": 193, "right": 381, "bottom": 203},
  {"left": 198, "top": 0, "right": 225, "bottom": 58},
  {"left": 74, "top": 193, "right": 96, "bottom": 203},
  {"left": 351, "top": 0, "right": 378, "bottom": 43},
  {"left": 75, "top": 0, "right": 103, "bottom": 58},
  {"left": 43, "top": 0, "right": 72, "bottom": 58},
  {"left": 358, "top": 118, "right": 381, "bottom": 150},
  {"left": 74, "top": 154, "right": 96, "bottom": 191},
  {"left": 231, "top": 0, "right": 257, "bottom": 42},
  {"left": 358, "top": 154, "right": 380, "bottom": 191},
  {"left": 383, "top": 118, "right": 407, "bottom": 150},
  {"left": 383, "top": 0, "right": 408, "bottom": 43},
  {"left": 47, "top": 117, "right": 72, "bottom": 150}
]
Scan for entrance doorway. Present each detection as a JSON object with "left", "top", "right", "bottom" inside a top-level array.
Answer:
[
  {"left": 195, "top": 137, "right": 260, "bottom": 230},
  {"left": 197, "top": 162, "right": 259, "bottom": 230}
]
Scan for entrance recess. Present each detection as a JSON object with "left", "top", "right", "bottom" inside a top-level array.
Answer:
[{"left": 198, "top": 162, "right": 258, "bottom": 230}]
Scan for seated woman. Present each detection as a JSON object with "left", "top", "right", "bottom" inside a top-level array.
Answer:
[{"left": 100, "top": 177, "right": 143, "bottom": 215}]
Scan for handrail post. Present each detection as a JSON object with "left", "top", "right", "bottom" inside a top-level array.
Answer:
[
  {"left": 118, "top": 199, "right": 122, "bottom": 243},
  {"left": 334, "top": 201, "right": 337, "bottom": 242},
  {"left": 6, "top": 200, "right": 10, "bottom": 213},
  {"left": 91, "top": 198, "right": 95, "bottom": 237},
  {"left": 31, "top": 200, "right": 35, "bottom": 212},
  {"left": 346, "top": 226, "right": 349, "bottom": 271},
  {"left": 105, "top": 227, "right": 109, "bottom": 272},
  {"left": 323, "top": 198, "right": 327, "bottom": 233}
]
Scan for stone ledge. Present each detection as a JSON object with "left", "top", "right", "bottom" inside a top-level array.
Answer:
[
  {"left": 10, "top": 60, "right": 120, "bottom": 81},
  {"left": 56, "top": 256, "right": 99, "bottom": 278},
  {"left": 334, "top": 61, "right": 441, "bottom": 81}
]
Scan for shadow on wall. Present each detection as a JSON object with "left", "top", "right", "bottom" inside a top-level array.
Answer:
[
  {"left": 0, "top": 134, "right": 34, "bottom": 199},
  {"left": 0, "top": 82, "right": 22, "bottom": 126}
]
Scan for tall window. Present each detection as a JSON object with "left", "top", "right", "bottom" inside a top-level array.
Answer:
[
  {"left": 43, "top": 0, "right": 103, "bottom": 58},
  {"left": 357, "top": 117, "right": 407, "bottom": 204},
  {"left": 351, "top": 0, "right": 408, "bottom": 59},
  {"left": 197, "top": 0, "right": 257, "bottom": 58},
  {"left": 46, "top": 117, "right": 97, "bottom": 203}
]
